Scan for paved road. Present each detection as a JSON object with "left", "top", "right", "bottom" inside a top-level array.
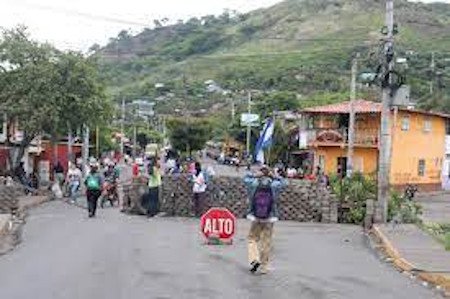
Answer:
[{"left": 0, "top": 202, "right": 442, "bottom": 299}]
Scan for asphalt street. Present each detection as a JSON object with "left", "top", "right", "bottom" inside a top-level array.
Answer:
[{"left": 0, "top": 202, "right": 442, "bottom": 299}]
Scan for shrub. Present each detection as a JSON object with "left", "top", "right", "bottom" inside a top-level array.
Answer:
[
  {"left": 388, "top": 191, "right": 422, "bottom": 224},
  {"left": 330, "top": 173, "right": 376, "bottom": 224}
]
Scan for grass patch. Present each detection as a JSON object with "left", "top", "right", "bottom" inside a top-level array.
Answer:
[
  {"left": 422, "top": 223, "right": 450, "bottom": 251},
  {"left": 445, "top": 233, "right": 450, "bottom": 251}
]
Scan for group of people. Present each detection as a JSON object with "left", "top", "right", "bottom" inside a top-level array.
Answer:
[
  {"left": 51, "top": 159, "right": 120, "bottom": 218},
  {"left": 132, "top": 156, "right": 210, "bottom": 218},
  {"left": 54, "top": 152, "right": 287, "bottom": 275},
  {"left": 13, "top": 162, "right": 39, "bottom": 194}
]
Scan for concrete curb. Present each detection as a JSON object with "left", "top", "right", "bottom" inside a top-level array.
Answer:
[
  {"left": 0, "top": 195, "right": 51, "bottom": 256},
  {"left": 18, "top": 196, "right": 51, "bottom": 213},
  {"left": 372, "top": 225, "right": 450, "bottom": 296}
]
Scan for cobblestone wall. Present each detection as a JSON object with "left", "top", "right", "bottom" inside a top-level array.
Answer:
[{"left": 160, "top": 175, "right": 338, "bottom": 223}]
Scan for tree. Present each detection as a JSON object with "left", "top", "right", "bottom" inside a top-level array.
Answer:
[
  {"left": 49, "top": 52, "right": 112, "bottom": 163},
  {"left": 0, "top": 27, "right": 59, "bottom": 168},
  {"left": 117, "top": 30, "right": 131, "bottom": 41},
  {"left": 153, "top": 20, "right": 162, "bottom": 28},
  {"left": 0, "top": 27, "right": 111, "bottom": 169},
  {"left": 136, "top": 129, "right": 163, "bottom": 148},
  {"left": 267, "top": 121, "right": 290, "bottom": 166},
  {"left": 88, "top": 43, "right": 101, "bottom": 54},
  {"left": 167, "top": 118, "right": 212, "bottom": 155},
  {"left": 254, "top": 91, "right": 300, "bottom": 119},
  {"left": 136, "top": 132, "right": 149, "bottom": 149}
]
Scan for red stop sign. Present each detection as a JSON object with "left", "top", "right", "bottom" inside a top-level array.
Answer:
[{"left": 200, "top": 208, "right": 236, "bottom": 241}]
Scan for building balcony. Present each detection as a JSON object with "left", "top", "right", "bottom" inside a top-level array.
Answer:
[{"left": 302, "top": 128, "right": 379, "bottom": 148}]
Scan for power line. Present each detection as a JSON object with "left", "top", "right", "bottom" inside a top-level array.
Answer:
[{"left": 11, "top": 0, "right": 150, "bottom": 27}]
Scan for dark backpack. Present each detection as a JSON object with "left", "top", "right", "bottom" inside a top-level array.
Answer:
[{"left": 253, "top": 187, "right": 273, "bottom": 219}]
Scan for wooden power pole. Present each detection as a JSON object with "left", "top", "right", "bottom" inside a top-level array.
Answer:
[
  {"left": 246, "top": 91, "right": 252, "bottom": 156},
  {"left": 347, "top": 53, "right": 359, "bottom": 177},
  {"left": 377, "top": 0, "right": 395, "bottom": 223}
]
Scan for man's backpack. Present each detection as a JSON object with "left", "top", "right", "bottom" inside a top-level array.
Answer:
[
  {"left": 253, "top": 186, "right": 273, "bottom": 219},
  {"left": 86, "top": 175, "right": 101, "bottom": 191}
]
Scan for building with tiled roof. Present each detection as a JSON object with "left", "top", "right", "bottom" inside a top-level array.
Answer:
[{"left": 293, "top": 100, "right": 450, "bottom": 191}]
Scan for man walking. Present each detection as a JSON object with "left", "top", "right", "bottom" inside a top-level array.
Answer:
[
  {"left": 244, "top": 165, "right": 286, "bottom": 274},
  {"left": 84, "top": 162, "right": 103, "bottom": 218},
  {"left": 66, "top": 162, "right": 82, "bottom": 204}
]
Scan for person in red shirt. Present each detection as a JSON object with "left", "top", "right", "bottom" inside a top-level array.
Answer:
[{"left": 132, "top": 163, "right": 140, "bottom": 177}]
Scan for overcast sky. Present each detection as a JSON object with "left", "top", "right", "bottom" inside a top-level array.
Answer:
[{"left": 0, "top": 0, "right": 448, "bottom": 51}]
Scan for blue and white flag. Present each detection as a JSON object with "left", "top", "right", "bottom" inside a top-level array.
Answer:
[{"left": 254, "top": 118, "right": 275, "bottom": 164}]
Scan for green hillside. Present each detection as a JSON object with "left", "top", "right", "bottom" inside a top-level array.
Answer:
[{"left": 96, "top": 0, "right": 450, "bottom": 114}]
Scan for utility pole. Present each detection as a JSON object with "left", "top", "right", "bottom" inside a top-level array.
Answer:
[
  {"left": 95, "top": 126, "right": 100, "bottom": 158},
  {"left": 430, "top": 51, "right": 435, "bottom": 95},
  {"left": 67, "top": 122, "right": 73, "bottom": 169},
  {"left": 347, "top": 53, "right": 359, "bottom": 178},
  {"left": 182, "top": 74, "right": 191, "bottom": 156},
  {"left": 133, "top": 125, "right": 137, "bottom": 159},
  {"left": 120, "top": 98, "right": 125, "bottom": 156},
  {"left": 231, "top": 99, "right": 236, "bottom": 122},
  {"left": 377, "top": 0, "right": 395, "bottom": 223},
  {"left": 246, "top": 91, "right": 252, "bottom": 156},
  {"left": 132, "top": 102, "right": 137, "bottom": 159},
  {"left": 82, "top": 125, "right": 90, "bottom": 177}
]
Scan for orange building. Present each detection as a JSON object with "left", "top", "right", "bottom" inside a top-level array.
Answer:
[{"left": 297, "top": 100, "right": 450, "bottom": 191}]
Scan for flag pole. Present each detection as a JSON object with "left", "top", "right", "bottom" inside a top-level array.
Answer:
[{"left": 267, "top": 112, "right": 276, "bottom": 166}]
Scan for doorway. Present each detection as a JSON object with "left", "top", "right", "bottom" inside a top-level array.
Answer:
[{"left": 337, "top": 157, "right": 347, "bottom": 177}]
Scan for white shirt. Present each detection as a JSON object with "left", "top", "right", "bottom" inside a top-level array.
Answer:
[
  {"left": 67, "top": 168, "right": 82, "bottom": 182},
  {"left": 287, "top": 168, "right": 297, "bottom": 178},
  {"left": 166, "top": 159, "right": 176, "bottom": 169},
  {"left": 192, "top": 172, "right": 207, "bottom": 193}
]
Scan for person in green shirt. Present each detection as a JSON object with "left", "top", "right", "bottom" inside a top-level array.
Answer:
[
  {"left": 84, "top": 163, "right": 103, "bottom": 218},
  {"left": 146, "top": 161, "right": 162, "bottom": 217}
]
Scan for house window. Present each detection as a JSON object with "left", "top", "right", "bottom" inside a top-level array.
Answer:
[
  {"left": 418, "top": 159, "right": 426, "bottom": 177},
  {"left": 424, "top": 118, "right": 432, "bottom": 133},
  {"left": 401, "top": 116, "right": 410, "bottom": 131},
  {"left": 446, "top": 120, "right": 450, "bottom": 135}
]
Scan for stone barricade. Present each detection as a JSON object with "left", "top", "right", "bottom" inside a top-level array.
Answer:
[
  {"left": 158, "top": 175, "right": 338, "bottom": 223},
  {"left": 122, "top": 181, "right": 148, "bottom": 215}
]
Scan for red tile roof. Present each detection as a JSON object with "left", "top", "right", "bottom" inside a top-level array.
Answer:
[
  {"left": 303, "top": 100, "right": 381, "bottom": 114},
  {"left": 302, "top": 100, "right": 450, "bottom": 119}
]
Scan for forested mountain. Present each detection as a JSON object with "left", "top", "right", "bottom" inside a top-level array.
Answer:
[{"left": 95, "top": 0, "right": 450, "bottom": 114}]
